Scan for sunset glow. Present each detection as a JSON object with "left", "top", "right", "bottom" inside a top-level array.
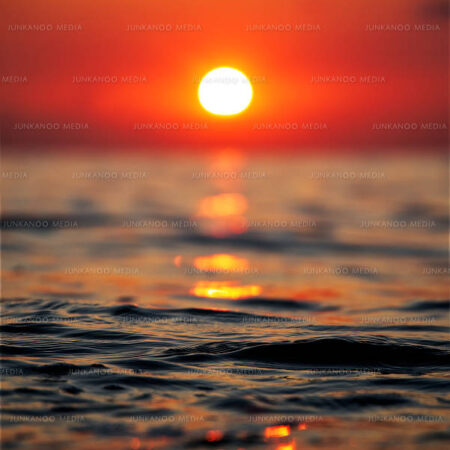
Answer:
[{"left": 1, "top": 1, "right": 448, "bottom": 450}]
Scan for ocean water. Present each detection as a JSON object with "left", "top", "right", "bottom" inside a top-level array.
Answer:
[{"left": 1, "top": 153, "right": 449, "bottom": 449}]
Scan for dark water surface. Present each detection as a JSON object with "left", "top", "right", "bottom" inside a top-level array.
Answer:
[{"left": 1, "top": 153, "right": 449, "bottom": 449}]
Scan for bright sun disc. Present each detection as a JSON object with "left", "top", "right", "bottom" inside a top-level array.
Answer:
[{"left": 198, "top": 67, "right": 253, "bottom": 115}]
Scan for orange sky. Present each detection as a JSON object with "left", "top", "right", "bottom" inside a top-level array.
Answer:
[{"left": 1, "top": 0, "right": 448, "bottom": 152}]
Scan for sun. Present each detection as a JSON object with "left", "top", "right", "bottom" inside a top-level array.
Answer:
[{"left": 198, "top": 67, "right": 253, "bottom": 116}]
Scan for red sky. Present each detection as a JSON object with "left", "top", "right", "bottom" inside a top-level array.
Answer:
[{"left": 1, "top": 0, "right": 448, "bottom": 152}]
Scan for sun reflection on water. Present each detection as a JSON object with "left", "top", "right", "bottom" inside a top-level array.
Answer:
[
  {"left": 193, "top": 253, "right": 249, "bottom": 272},
  {"left": 190, "top": 281, "right": 261, "bottom": 299},
  {"left": 264, "top": 425, "right": 291, "bottom": 439}
]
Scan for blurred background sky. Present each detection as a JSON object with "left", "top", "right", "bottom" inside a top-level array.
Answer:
[{"left": 1, "top": 0, "right": 448, "bottom": 152}]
